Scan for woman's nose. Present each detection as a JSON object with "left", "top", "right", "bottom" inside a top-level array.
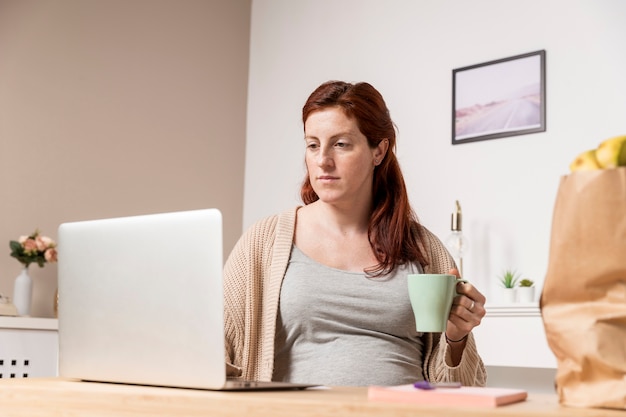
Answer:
[{"left": 317, "top": 147, "right": 333, "bottom": 167}]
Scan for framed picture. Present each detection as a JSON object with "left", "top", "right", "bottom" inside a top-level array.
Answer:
[{"left": 452, "top": 50, "right": 546, "bottom": 144}]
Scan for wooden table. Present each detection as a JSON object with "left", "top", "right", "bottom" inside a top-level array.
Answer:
[{"left": 0, "top": 378, "right": 622, "bottom": 417}]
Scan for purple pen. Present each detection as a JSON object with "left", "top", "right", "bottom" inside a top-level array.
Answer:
[{"left": 413, "top": 381, "right": 462, "bottom": 390}]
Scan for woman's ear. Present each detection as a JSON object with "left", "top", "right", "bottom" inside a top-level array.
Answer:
[{"left": 374, "top": 138, "right": 389, "bottom": 164}]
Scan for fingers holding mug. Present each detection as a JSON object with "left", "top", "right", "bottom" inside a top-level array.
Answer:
[{"left": 452, "top": 282, "right": 486, "bottom": 323}]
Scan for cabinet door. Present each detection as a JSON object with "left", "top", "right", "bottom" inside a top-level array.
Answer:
[
  {"left": 0, "top": 329, "right": 58, "bottom": 378},
  {"left": 472, "top": 305, "right": 557, "bottom": 368}
]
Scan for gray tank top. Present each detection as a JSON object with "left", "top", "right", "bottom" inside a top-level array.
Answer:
[{"left": 273, "top": 245, "right": 425, "bottom": 386}]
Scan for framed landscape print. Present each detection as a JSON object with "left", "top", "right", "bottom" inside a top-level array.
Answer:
[{"left": 452, "top": 50, "right": 546, "bottom": 144}]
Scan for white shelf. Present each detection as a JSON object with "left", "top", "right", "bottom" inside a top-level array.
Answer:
[
  {"left": 484, "top": 303, "right": 541, "bottom": 317},
  {"left": 0, "top": 316, "right": 58, "bottom": 331}
]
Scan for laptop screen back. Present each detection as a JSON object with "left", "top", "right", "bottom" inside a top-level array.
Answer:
[{"left": 57, "top": 209, "right": 226, "bottom": 389}]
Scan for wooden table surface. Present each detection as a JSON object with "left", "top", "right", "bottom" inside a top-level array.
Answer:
[{"left": 0, "top": 378, "right": 623, "bottom": 417}]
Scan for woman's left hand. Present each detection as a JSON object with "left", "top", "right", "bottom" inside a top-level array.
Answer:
[{"left": 445, "top": 268, "right": 486, "bottom": 343}]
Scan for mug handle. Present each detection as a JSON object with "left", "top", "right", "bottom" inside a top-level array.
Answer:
[{"left": 454, "top": 278, "right": 469, "bottom": 296}]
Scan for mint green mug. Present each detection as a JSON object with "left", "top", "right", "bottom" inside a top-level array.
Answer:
[{"left": 407, "top": 274, "right": 468, "bottom": 332}]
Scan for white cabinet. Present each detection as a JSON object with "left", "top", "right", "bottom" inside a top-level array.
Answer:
[
  {"left": 0, "top": 317, "right": 58, "bottom": 379},
  {"left": 472, "top": 303, "right": 557, "bottom": 369},
  {"left": 472, "top": 304, "right": 558, "bottom": 394}
]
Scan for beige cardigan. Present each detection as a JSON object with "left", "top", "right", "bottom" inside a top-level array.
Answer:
[{"left": 223, "top": 207, "right": 486, "bottom": 386}]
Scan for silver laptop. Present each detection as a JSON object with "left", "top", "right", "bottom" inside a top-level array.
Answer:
[{"left": 57, "top": 208, "right": 315, "bottom": 391}]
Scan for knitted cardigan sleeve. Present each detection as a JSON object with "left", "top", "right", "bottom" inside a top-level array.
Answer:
[
  {"left": 418, "top": 225, "right": 487, "bottom": 387},
  {"left": 223, "top": 208, "right": 297, "bottom": 381},
  {"left": 223, "top": 213, "right": 279, "bottom": 380}
]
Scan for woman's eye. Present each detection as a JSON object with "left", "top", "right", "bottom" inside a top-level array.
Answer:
[
  {"left": 335, "top": 142, "right": 347, "bottom": 148},
  {"left": 306, "top": 142, "right": 318, "bottom": 149}
]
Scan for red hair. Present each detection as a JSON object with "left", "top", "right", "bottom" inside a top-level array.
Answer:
[{"left": 301, "top": 81, "right": 428, "bottom": 276}]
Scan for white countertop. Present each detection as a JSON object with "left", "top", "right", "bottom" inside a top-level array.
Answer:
[{"left": 0, "top": 316, "right": 58, "bottom": 330}]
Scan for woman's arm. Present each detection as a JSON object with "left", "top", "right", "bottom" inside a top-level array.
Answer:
[
  {"left": 423, "top": 332, "right": 487, "bottom": 386},
  {"left": 418, "top": 225, "right": 487, "bottom": 386}
]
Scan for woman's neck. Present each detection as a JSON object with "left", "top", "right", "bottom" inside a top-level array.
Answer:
[{"left": 309, "top": 200, "right": 371, "bottom": 236}]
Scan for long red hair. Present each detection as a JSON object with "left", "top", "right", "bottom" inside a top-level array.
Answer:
[{"left": 301, "top": 81, "right": 428, "bottom": 276}]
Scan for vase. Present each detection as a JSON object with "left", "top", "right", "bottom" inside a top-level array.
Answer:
[
  {"left": 497, "top": 287, "right": 516, "bottom": 304},
  {"left": 13, "top": 266, "right": 33, "bottom": 316},
  {"left": 517, "top": 286, "right": 536, "bottom": 303}
]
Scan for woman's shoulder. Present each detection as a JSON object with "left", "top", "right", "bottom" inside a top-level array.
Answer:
[
  {"left": 242, "top": 206, "right": 299, "bottom": 241},
  {"left": 412, "top": 222, "right": 440, "bottom": 243},
  {"left": 411, "top": 222, "right": 455, "bottom": 274},
  {"left": 226, "top": 206, "right": 299, "bottom": 267}
]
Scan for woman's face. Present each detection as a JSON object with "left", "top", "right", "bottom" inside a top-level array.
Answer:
[{"left": 304, "top": 107, "right": 386, "bottom": 208}]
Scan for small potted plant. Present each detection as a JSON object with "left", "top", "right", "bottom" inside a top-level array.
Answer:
[
  {"left": 498, "top": 269, "right": 519, "bottom": 303},
  {"left": 517, "top": 278, "right": 535, "bottom": 303}
]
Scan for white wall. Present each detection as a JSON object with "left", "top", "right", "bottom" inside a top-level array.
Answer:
[{"left": 244, "top": 0, "right": 626, "bottom": 301}]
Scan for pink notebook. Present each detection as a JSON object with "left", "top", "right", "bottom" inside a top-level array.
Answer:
[{"left": 368, "top": 384, "right": 528, "bottom": 408}]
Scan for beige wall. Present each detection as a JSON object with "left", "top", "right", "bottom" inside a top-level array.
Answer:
[{"left": 0, "top": 0, "right": 250, "bottom": 317}]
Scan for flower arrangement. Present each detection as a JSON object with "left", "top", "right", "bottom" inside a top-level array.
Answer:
[{"left": 9, "top": 229, "right": 58, "bottom": 268}]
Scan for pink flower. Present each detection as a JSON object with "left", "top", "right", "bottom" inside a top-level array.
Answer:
[
  {"left": 44, "top": 247, "right": 58, "bottom": 263},
  {"left": 23, "top": 238, "right": 38, "bottom": 255},
  {"left": 36, "top": 236, "right": 46, "bottom": 251},
  {"left": 35, "top": 235, "right": 54, "bottom": 251}
]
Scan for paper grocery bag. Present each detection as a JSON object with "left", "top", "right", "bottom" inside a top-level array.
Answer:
[{"left": 541, "top": 168, "right": 626, "bottom": 409}]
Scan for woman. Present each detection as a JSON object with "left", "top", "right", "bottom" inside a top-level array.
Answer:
[{"left": 224, "top": 80, "right": 487, "bottom": 387}]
